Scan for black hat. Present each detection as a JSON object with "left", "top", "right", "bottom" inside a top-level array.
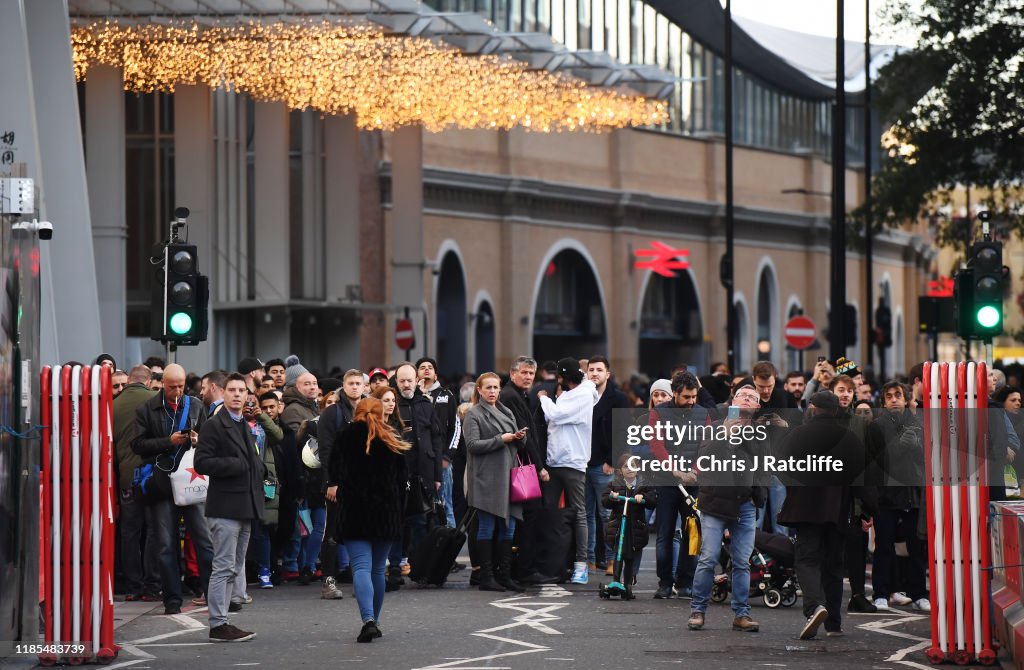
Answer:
[
  {"left": 556, "top": 357, "right": 583, "bottom": 384},
  {"left": 94, "top": 353, "right": 116, "bottom": 369},
  {"left": 808, "top": 391, "right": 839, "bottom": 411},
  {"left": 318, "top": 377, "right": 343, "bottom": 394},
  {"left": 238, "top": 357, "right": 264, "bottom": 375}
]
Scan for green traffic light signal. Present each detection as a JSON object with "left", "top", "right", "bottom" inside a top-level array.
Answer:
[
  {"left": 169, "top": 311, "right": 193, "bottom": 335},
  {"left": 976, "top": 305, "right": 1000, "bottom": 330}
]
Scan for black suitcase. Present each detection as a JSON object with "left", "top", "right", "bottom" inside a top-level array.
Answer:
[
  {"left": 532, "top": 506, "right": 576, "bottom": 583},
  {"left": 409, "top": 510, "right": 475, "bottom": 586}
]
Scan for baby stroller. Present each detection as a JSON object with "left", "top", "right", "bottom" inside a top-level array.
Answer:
[{"left": 711, "top": 530, "right": 799, "bottom": 608}]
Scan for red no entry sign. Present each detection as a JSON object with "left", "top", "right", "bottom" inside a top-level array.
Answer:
[
  {"left": 784, "top": 315, "right": 816, "bottom": 350},
  {"left": 395, "top": 318, "right": 415, "bottom": 351}
]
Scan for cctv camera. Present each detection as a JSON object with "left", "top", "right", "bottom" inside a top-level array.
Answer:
[{"left": 11, "top": 218, "right": 53, "bottom": 240}]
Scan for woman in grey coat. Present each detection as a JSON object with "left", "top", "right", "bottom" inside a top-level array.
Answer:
[{"left": 464, "top": 372, "right": 528, "bottom": 592}]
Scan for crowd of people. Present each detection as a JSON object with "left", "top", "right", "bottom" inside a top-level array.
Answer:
[{"left": 100, "top": 350, "right": 1024, "bottom": 643}]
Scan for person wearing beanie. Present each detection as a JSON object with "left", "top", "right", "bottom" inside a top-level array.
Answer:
[
  {"left": 777, "top": 390, "right": 879, "bottom": 639},
  {"left": 537, "top": 357, "right": 599, "bottom": 585},
  {"left": 648, "top": 379, "right": 672, "bottom": 408},
  {"left": 285, "top": 364, "right": 310, "bottom": 389},
  {"left": 285, "top": 354, "right": 301, "bottom": 368},
  {"left": 280, "top": 367, "right": 318, "bottom": 433},
  {"left": 416, "top": 356, "right": 458, "bottom": 530},
  {"left": 238, "top": 357, "right": 265, "bottom": 394}
]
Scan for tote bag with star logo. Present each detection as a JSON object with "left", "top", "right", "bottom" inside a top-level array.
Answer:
[{"left": 170, "top": 447, "right": 208, "bottom": 506}]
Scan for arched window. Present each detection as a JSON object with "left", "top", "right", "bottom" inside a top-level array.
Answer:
[
  {"left": 435, "top": 252, "right": 467, "bottom": 377},
  {"left": 532, "top": 248, "right": 606, "bottom": 363}
]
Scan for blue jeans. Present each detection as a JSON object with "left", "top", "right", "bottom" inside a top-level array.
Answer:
[
  {"left": 691, "top": 502, "right": 757, "bottom": 618},
  {"left": 477, "top": 511, "right": 516, "bottom": 540},
  {"left": 302, "top": 506, "right": 328, "bottom": 572},
  {"left": 440, "top": 462, "right": 456, "bottom": 528},
  {"left": 655, "top": 485, "right": 696, "bottom": 589},
  {"left": 346, "top": 538, "right": 392, "bottom": 623},
  {"left": 759, "top": 476, "right": 790, "bottom": 535},
  {"left": 251, "top": 521, "right": 272, "bottom": 571},
  {"left": 585, "top": 465, "right": 614, "bottom": 563}
]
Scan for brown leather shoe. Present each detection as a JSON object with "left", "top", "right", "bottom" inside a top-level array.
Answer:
[
  {"left": 687, "top": 611, "right": 705, "bottom": 630},
  {"left": 605, "top": 563, "right": 615, "bottom": 576},
  {"left": 732, "top": 615, "right": 760, "bottom": 632}
]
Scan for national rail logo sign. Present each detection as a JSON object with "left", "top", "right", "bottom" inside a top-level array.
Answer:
[{"left": 633, "top": 241, "right": 690, "bottom": 277}]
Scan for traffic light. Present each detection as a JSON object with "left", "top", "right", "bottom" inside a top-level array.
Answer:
[
  {"left": 151, "top": 243, "right": 209, "bottom": 345},
  {"left": 954, "top": 237, "right": 1005, "bottom": 340},
  {"left": 970, "top": 238, "right": 1004, "bottom": 337},
  {"left": 875, "top": 303, "right": 892, "bottom": 347}
]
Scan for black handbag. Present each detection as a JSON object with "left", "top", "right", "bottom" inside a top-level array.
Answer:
[{"left": 404, "top": 475, "right": 433, "bottom": 517}]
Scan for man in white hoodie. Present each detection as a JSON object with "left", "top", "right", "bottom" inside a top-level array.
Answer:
[{"left": 538, "top": 357, "right": 599, "bottom": 584}]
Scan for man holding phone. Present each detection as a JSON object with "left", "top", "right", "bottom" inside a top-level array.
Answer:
[{"left": 131, "top": 363, "right": 210, "bottom": 615}]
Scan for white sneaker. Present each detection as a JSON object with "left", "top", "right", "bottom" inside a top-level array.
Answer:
[
  {"left": 873, "top": 598, "right": 890, "bottom": 611},
  {"left": 570, "top": 562, "right": 589, "bottom": 585},
  {"left": 890, "top": 592, "right": 912, "bottom": 606},
  {"left": 912, "top": 598, "right": 931, "bottom": 612}
]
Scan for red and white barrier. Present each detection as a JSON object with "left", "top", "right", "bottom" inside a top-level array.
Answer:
[
  {"left": 39, "top": 365, "right": 119, "bottom": 665},
  {"left": 924, "top": 361, "right": 996, "bottom": 665}
]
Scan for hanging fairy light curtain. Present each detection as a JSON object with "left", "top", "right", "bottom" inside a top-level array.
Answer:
[{"left": 71, "top": 20, "right": 666, "bottom": 132}]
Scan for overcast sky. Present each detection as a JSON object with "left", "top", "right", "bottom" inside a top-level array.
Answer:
[{"left": 724, "top": 0, "right": 922, "bottom": 47}]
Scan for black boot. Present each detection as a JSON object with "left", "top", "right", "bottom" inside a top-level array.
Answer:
[
  {"left": 495, "top": 540, "right": 526, "bottom": 592},
  {"left": 477, "top": 544, "right": 505, "bottom": 592}
]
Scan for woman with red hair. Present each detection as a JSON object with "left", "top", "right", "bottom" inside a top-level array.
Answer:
[{"left": 330, "top": 397, "right": 409, "bottom": 642}]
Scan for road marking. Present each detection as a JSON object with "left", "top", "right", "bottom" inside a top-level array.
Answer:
[
  {"left": 118, "top": 644, "right": 155, "bottom": 659},
  {"left": 136, "top": 642, "right": 213, "bottom": 647},
  {"left": 99, "top": 660, "right": 147, "bottom": 670},
  {"left": 855, "top": 614, "right": 932, "bottom": 670},
  {"left": 413, "top": 590, "right": 572, "bottom": 669},
  {"left": 169, "top": 613, "right": 206, "bottom": 629},
  {"left": 124, "top": 628, "right": 205, "bottom": 645}
]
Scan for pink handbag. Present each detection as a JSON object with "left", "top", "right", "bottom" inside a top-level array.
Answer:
[{"left": 509, "top": 452, "right": 542, "bottom": 503}]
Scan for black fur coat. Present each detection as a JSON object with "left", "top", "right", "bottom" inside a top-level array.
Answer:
[{"left": 332, "top": 421, "right": 409, "bottom": 541}]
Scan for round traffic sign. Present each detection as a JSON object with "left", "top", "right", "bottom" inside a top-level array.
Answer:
[
  {"left": 784, "top": 315, "right": 816, "bottom": 350},
  {"left": 395, "top": 318, "right": 415, "bottom": 350}
]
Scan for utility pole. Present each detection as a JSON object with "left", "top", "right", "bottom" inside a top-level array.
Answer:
[
  {"left": 864, "top": 0, "right": 874, "bottom": 371},
  {"left": 724, "top": 0, "right": 737, "bottom": 373},
  {"left": 830, "top": 0, "right": 848, "bottom": 361}
]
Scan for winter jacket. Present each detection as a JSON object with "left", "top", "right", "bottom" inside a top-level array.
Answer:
[
  {"left": 464, "top": 402, "right": 524, "bottom": 522},
  {"left": 425, "top": 382, "right": 459, "bottom": 461},
  {"left": 694, "top": 421, "right": 770, "bottom": 521},
  {"left": 131, "top": 391, "right": 207, "bottom": 468},
  {"left": 589, "top": 384, "right": 632, "bottom": 468},
  {"left": 540, "top": 379, "right": 599, "bottom": 472},
  {"left": 398, "top": 390, "right": 443, "bottom": 484},
  {"left": 602, "top": 475, "right": 658, "bottom": 555},
  {"left": 332, "top": 421, "right": 409, "bottom": 541},
  {"left": 500, "top": 382, "right": 545, "bottom": 470},
  {"left": 776, "top": 412, "right": 879, "bottom": 527},
  {"left": 874, "top": 409, "right": 924, "bottom": 509},
  {"left": 650, "top": 401, "right": 712, "bottom": 466},
  {"left": 194, "top": 410, "right": 266, "bottom": 521},
  {"left": 113, "top": 383, "right": 155, "bottom": 490},
  {"left": 318, "top": 398, "right": 356, "bottom": 490},
  {"left": 280, "top": 386, "right": 319, "bottom": 433}
]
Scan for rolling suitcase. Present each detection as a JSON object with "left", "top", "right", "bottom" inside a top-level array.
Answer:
[{"left": 409, "top": 509, "right": 476, "bottom": 586}]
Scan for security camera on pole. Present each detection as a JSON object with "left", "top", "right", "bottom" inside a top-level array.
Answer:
[{"left": 149, "top": 207, "right": 209, "bottom": 362}]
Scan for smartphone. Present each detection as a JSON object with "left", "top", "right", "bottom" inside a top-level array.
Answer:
[
  {"left": 519, "top": 427, "right": 529, "bottom": 433},
  {"left": 817, "top": 356, "right": 827, "bottom": 363},
  {"left": 727, "top": 406, "right": 740, "bottom": 420}
]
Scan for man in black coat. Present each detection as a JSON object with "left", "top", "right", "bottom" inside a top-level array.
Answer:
[
  {"left": 777, "top": 391, "right": 879, "bottom": 640},
  {"left": 130, "top": 363, "right": 210, "bottom": 615},
  {"left": 417, "top": 357, "right": 459, "bottom": 528},
  {"left": 585, "top": 356, "right": 632, "bottom": 571},
  {"left": 390, "top": 363, "right": 442, "bottom": 588},
  {"left": 499, "top": 356, "right": 556, "bottom": 585},
  {"left": 194, "top": 373, "right": 266, "bottom": 643}
]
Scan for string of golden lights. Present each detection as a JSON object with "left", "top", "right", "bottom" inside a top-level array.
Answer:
[{"left": 71, "top": 19, "right": 667, "bottom": 132}]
